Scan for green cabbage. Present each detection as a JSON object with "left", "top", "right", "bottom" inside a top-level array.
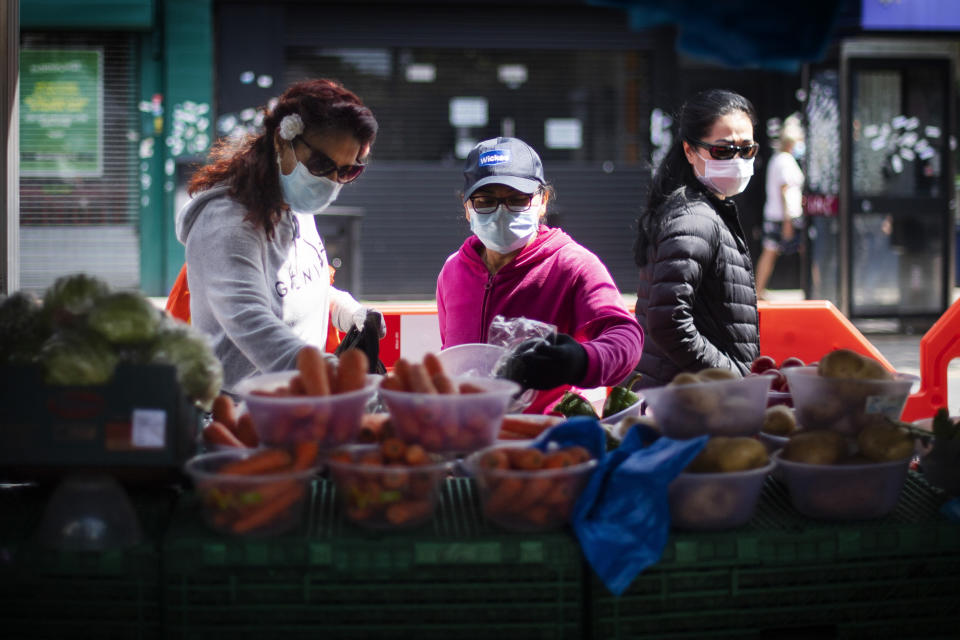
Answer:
[
  {"left": 87, "top": 291, "right": 161, "bottom": 346},
  {"left": 42, "top": 273, "right": 111, "bottom": 330},
  {"left": 39, "top": 329, "right": 119, "bottom": 385},
  {"left": 149, "top": 321, "right": 223, "bottom": 411},
  {"left": 0, "top": 290, "right": 49, "bottom": 365}
]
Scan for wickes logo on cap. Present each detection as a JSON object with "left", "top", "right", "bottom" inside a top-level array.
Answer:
[{"left": 479, "top": 149, "right": 511, "bottom": 167}]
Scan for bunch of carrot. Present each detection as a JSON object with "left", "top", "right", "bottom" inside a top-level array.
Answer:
[
  {"left": 202, "top": 393, "right": 259, "bottom": 448},
  {"left": 327, "top": 438, "right": 445, "bottom": 528},
  {"left": 474, "top": 445, "right": 595, "bottom": 530},
  {"left": 380, "top": 353, "right": 503, "bottom": 452},
  {"left": 199, "top": 442, "right": 319, "bottom": 535}
]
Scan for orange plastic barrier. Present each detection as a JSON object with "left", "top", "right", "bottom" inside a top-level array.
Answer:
[
  {"left": 900, "top": 297, "right": 960, "bottom": 422},
  {"left": 757, "top": 300, "right": 894, "bottom": 371}
]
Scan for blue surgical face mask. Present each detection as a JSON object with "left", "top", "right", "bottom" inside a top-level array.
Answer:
[
  {"left": 469, "top": 205, "right": 540, "bottom": 254},
  {"left": 278, "top": 158, "right": 343, "bottom": 215}
]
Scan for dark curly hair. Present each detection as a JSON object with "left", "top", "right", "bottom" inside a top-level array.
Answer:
[{"left": 188, "top": 78, "right": 378, "bottom": 239}]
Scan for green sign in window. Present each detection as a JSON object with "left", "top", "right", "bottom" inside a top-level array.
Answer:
[{"left": 20, "top": 48, "right": 103, "bottom": 177}]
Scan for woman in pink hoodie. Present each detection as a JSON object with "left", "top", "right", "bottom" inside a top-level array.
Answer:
[{"left": 436, "top": 137, "right": 643, "bottom": 413}]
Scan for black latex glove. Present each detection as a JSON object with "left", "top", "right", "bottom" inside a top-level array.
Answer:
[{"left": 502, "top": 333, "right": 588, "bottom": 390}]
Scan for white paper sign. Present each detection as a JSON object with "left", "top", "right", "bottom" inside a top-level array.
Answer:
[{"left": 132, "top": 408, "right": 167, "bottom": 448}]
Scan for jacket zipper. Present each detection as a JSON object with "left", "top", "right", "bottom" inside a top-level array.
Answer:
[{"left": 479, "top": 272, "right": 495, "bottom": 343}]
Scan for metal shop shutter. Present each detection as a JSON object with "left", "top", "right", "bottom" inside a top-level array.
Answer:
[{"left": 19, "top": 32, "right": 139, "bottom": 294}]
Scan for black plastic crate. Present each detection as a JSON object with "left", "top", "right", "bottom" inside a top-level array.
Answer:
[
  {"left": 0, "top": 485, "right": 177, "bottom": 640},
  {"left": 162, "top": 477, "right": 583, "bottom": 639},
  {"left": 589, "top": 472, "right": 960, "bottom": 639}
]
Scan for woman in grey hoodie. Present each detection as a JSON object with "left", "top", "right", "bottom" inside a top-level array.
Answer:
[{"left": 176, "top": 78, "right": 381, "bottom": 393}]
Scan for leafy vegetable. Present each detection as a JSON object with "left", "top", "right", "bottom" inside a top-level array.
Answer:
[
  {"left": 149, "top": 321, "right": 223, "bottom": 411},
  {"left": 41, "top": 273, "right": 110, "bottom": 329},
  {"left": 87, "top": 291, "right": 161, "bottom": 346},
  {"left": 0, "top": 291, "right": 49, "bottom": 365},
  {"left": 39, "top": 329, "right": 119, "bottom": 385}
]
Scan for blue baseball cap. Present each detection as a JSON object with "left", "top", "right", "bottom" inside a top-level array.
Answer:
[{"left": 462, "top": 137, "right": 545, "bottom": 202}]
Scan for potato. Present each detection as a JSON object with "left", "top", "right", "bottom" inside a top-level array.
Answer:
[
  {"left": 783, "top": 430, "right": 848, "bottom": 465},
  {"left": 818, "top": 349, "right": 867, "bottom": 379},
  {"left": 696, "top": 367, "right": 739, "bottom": 382},
  {"left": 669, "top": 372, "right": 701, "bottom": 386},
  {"left": 762, "top": 405, "right": 797, "bottom": 436},
  {"left": 858, "top": 358, "right": 894, "bottom": 381},
  {"left": 857, "top": 423, "right": 914, "bottom": 462},
  {"left": 687, "top": 436, "right": 768, "bottom": 473}
]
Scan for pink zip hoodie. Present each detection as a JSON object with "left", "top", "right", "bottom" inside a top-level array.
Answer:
[{"left": 436, "top": 225, "right": 643, "bottom": 414}]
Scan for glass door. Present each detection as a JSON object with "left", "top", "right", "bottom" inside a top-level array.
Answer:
[{"left": 846, "top": 57, "right": 953, "bottom": 320}]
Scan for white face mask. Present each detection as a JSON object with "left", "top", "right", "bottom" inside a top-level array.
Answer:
[
  {"left": 694, "top": 154, "right": 754, "bottom": 198},
  {"left": 278, "top": 158, "right": 343, "bottom": 214},
  {"left": 469, "top": 205, "right": 540, "bottom": 254}
]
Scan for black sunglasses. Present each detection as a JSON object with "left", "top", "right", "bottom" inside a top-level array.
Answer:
[
  {"left": 686, "top": 138, "right": 759, "bottom": 161},
  {"left": 468, "top": 190, "right": 542, "bottom": 215},
  {"left": 293, "top": 135, "right": 366, "bottom": 184}
]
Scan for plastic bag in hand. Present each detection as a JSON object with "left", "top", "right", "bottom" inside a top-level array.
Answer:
[{"left": 571, "top": 425, "right": 708, "bottom": 596}]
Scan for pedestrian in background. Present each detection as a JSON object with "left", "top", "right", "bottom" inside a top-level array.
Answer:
[
  {"left": 629, "top": 88, "right": 761, "bottom": 389},
  {"left": 755, "top": 114, "right": 805, "bottom": 300},
  {"left": 436, "top": 137, "right": 643, "bottom": 413}
]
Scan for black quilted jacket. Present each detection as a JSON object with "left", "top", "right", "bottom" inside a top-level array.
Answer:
[{"left": 631, "top": 191, "right": 760, "bottom": 388}]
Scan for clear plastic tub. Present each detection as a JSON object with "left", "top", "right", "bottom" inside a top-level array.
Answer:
[
  {"left": 766, "top": 390, "right": 793, "bottom": 408},
  {"left": 235, "top": 370, "right": 379, "bottom": 446},
  {"left": 598, "top": 398, "right": 643, "bottom": 426},
  {"left": 463, "top": 443, "right": 598, "bottom": 532},
  {"left": 668, "top": 460, "right": 775, "bottom": 531},
  {"left": 379, "top": 376, "right": 520, "bottom": 453},
  {"left": 639, "top": 375, "right": 772, "bottom": 439},
  {"left": 325, "top": 444, "right": 453, "bottom": 530},
  {"left": 773, "top": 450, "right": 911, "bottom": 520},
  {"left": 434, "top": 343, "right": 510, "bottom": 377},
  {"left": 784, "top": 366, "right": 915, "bottom": 436},
  {"left": 757, "top": 431, "right": 789, "bottom": 454},
  {"left": 183, "top": 448, "right": 319, "bottom": 537}
]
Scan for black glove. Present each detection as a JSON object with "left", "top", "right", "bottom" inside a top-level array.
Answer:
[
  {"left": 335, "top": 309, "right": 387, "bottom": 374},
  {"left": 502, "top": 333, "right": 588, "bottom": 390}
]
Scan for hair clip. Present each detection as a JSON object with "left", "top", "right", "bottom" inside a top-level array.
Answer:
[{"left": 279, "top": 113, "right": 304, "bottom": 141}]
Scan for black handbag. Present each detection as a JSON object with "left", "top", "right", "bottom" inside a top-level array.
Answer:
[{"left": 334, "top": 310, "right": 387, "bottom": 374}]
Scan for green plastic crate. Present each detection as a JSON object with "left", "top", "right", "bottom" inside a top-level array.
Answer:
[
  {"left": 0, "top": 485, "right": 177, "bottom": 640},
  {"left": 162, "top": 477, "right": 583, "bottom": 639},
  {"left": 589, "top": 472, "right": 960, "bottom": 639}
]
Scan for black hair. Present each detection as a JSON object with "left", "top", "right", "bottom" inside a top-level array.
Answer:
[{"left": 634, "top": 89, "right": 758, "bottom": 266}]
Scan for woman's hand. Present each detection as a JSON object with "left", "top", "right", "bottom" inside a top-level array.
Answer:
[{"left": 503, "top": 333, "right": 588, "bottom": 390}]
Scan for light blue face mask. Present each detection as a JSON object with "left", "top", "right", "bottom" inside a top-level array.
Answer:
[
  {"left": 469, "top": 205, "right": 540, "bottom": 254},
  {"left": 278, "top": 159, "right": 343, "bottom": 215}
]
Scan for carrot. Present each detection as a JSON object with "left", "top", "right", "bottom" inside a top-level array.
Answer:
[
  {"left": 359, "top": 450, "right": 384, "bottom": 466},
  {"left": 423, "top": 352, "right": 445, "bottom": 378},
  {"left": 358, "top": 413, "right": 391, "bottom": 443},
  {"left": 380, "top": 437, "right": 407, "bottom": 462},
  {"left": 403, "top": 443, "right": 429, "bottom": 466},
  {"left": 327, "top": 449, "right": 352, "bottom": 465},
  {"left": 231, "top": 484, "right": 305, "bottom": 533},
  {"left": 496, "top": 429, "right": 531, "bottom": 441},
  {"left": 484, "top": 477, "right": 524, "bottom": 514},
  {"left": 380, "top": 374, "right": 404, "bottom": 392},
  {"left": 506, "top": 447, "right": 544, "bottom": 470},
  {"left": 236, "top": 479, "right": 299, "bottom": 509},
  {"left": 432, "top": 372, "right": 456, "bottom": 394},
  {"left": 513, "top": 476, "right": 553, "bottom": 512},
  {"left": 458, "top": 382, "right": 487, "bottom": 394},
  {"left": 386, "top": 500, "right": 432, "bottom": 525},
  {"left": 288, "top": 374, "right": 307, "bottom": 396},
  {"left": 524, "top": 504, "right": 552, "bottom": 527},
  {"left": 479, "top": 449, "right": 510, "bottom": 470},
  {"left": 219, "top": 448, "right": 292, "bottom": 476},
  {"left": 500, "top": 415, "right": 560, "bottom": 439},
  {"left": 291, "top": 441, "right": 320, "bottom": 470},
  {"left": 203, "top": 420, "right": 246, "bottom": 448},
  {"left": 296, "top": 345, "right": 330, "bottom": 396},
  {"left": 381, "top": 468, "right": 409, "bottom": 490},
  {"left": 392, "top": 358, "right": 413, "bottom": 392},
  {"left": 336, "top": 349, "right": 369, "bottom": 393},
  {"left": 565, "top": 446, "right": 593, "bottom": 465},
  {"left": 420, "top": 429, "right": 445, "bottom": 452},
  {"left": 543, "top": 450, "right": 575, "bottom": 469},
  {"left": 407, "top": 363, "right": 437, "bottom": 393},
  {"left": 233, "top": 412, "right": 260, "bottom": 448},
  {"left": 211, "top": 395, "right": 237, "bottom": 430}
]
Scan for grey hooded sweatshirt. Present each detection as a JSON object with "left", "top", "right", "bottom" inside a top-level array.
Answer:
[{"left": 175, "top": 185, "right": 363, "bottom": 393}]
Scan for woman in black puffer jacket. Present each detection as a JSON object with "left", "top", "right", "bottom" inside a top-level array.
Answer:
[{"left": 629, "top": 89, "right": 761, "bottom": 389}]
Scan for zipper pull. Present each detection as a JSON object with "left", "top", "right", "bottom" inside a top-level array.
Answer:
[{"left": 485, "top": 274, "right": 494, "bottom": 290}]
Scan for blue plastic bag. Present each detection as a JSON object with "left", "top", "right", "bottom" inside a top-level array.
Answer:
[
  {"left": 530, "top": 416, "right": 608, "bottom": 462},
  {"left": 571, "top": 424, "right": 708, "bottom": 596}
]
